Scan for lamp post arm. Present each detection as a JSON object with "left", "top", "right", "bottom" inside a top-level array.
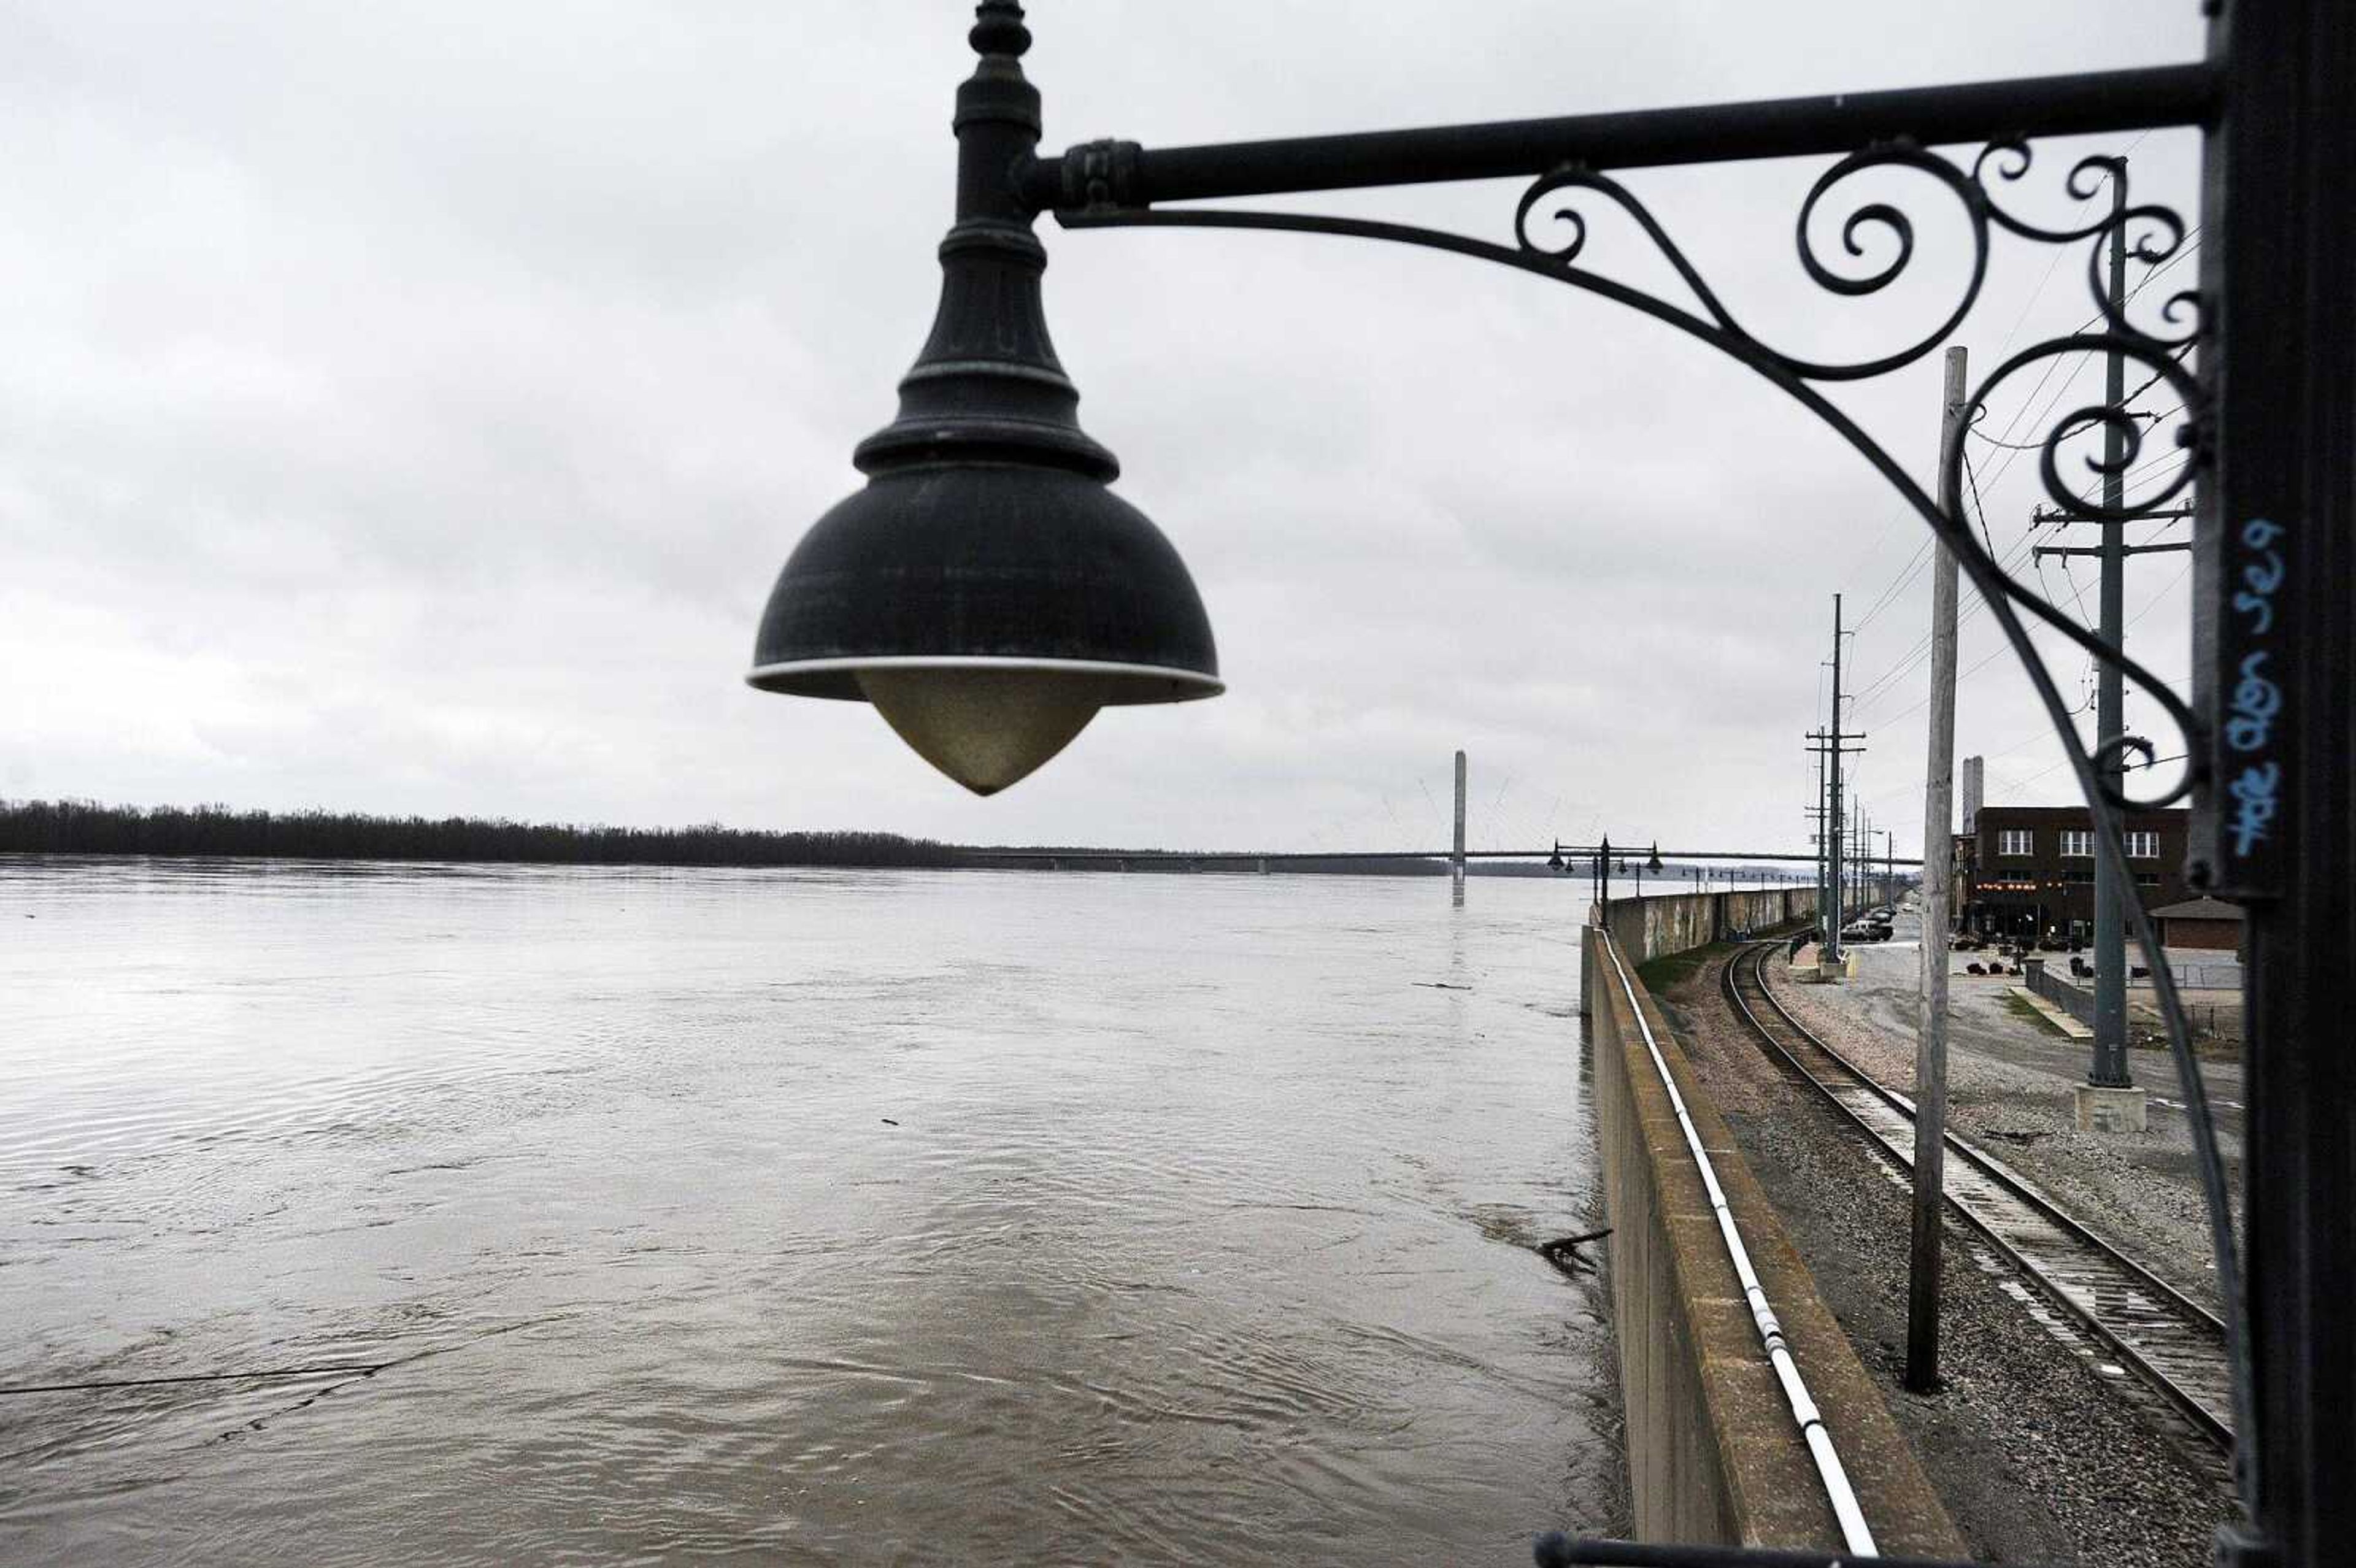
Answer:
[{"left": 1020, "top": 62, "right": 2212, "bottom": 211}]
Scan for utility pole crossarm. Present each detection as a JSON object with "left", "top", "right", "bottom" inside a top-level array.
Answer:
[
  {"left": 2034, "top": 542, "right": 2195, "bottom": 558},
  {"left": 2034, "top": 503, "right": 2195, "bottom": 524}
]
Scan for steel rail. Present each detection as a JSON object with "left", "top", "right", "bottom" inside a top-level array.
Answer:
[
  {"left": 1731, "top": 943, "right": 2227, "bottom": 1337},
  {"left": 1720, "top": 940, "right": 2231, "bottom": 1453}
]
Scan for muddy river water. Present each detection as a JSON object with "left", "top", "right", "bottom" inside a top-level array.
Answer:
[{"left": 1, "top": 860, "right": 1614, "bottom": 1564}]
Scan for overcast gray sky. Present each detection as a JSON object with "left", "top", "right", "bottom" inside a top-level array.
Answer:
[{"left": 1, "top": 2, "right": 2209, "bottom": 855}]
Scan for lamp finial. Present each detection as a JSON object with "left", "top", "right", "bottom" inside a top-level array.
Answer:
[{"left": 970, "top": 1, "right": 1029, "bottom": 58}]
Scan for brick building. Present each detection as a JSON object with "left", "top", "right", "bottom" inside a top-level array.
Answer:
[
  {"left": 2151, "top": 896, "right": 2246, "bottom": 955},
  {"left": 1957, "top": 805, "right": 2193, "bottom": 943}
]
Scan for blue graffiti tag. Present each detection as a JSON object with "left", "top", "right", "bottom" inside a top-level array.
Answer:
[
  {"left": 2227, "top": 763, "right": 2282, "bottom": 858},
  {"left": 2226, "top": 651, "right": 2282, "bottom": 752},
  {"left": 2224, "top": 517, "right": 2287, "bottom": 858},
  {"left": 2230, "top": 588, "right": 2274, "bottom": 636}
]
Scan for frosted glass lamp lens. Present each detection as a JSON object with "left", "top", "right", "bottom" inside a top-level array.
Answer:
[{"left": 856, "top": 668, "right": 1103, "bottom": 796}]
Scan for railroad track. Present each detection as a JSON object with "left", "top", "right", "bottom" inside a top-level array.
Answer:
[{"left": 1720, "top": 939, "right": 2234, "bottom": 1454}]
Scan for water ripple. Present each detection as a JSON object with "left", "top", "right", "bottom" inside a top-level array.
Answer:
[{"left": 0, "top": 860, "right": 1613, "bottom": 1564}]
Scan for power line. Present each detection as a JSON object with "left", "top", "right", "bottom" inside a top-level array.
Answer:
[
  {"left": 1851, "top": 352, "right": 2190, "bottom": 720},
  {"left": 2055, "top": 555, "right": 2095, "bottom": 627},
  {"left": 1852, "top": 537, "right": 1937, "bottom": 635},
  {"left": 1851, "top": 466, "right": 2034, "bottom": 714},
  {"left": 1962, "top": 448, "right": 2000, "bottom": 559},
  {"left": 2123, "top": 558, "right": 2194, "bottom": 632},
  {"left": 1846, "top": 212, "right": 2199, "bottom": 741},
  {"left": 1966, "top": 235, "right": 2199, "bottom": 480},
  {"left": 1967, "top": 340, "right": 2195, "bottom": 453},
  {"left": 1845, "top": 207, "right": 2165, "bottom": 642},
  {"left": 1980, "top": 143, "right": 2152, "bottom": 368},
  {"left": 2119, "top": 445, "right": 2192, "bottom": 486}
]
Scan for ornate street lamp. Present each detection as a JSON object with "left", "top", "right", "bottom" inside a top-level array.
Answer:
[
  {"left": 750, "top": 6, "right": 2354, "bottom": 1566},
  {"left": 744, "top": 3, "right": 1218, "bottom": 794}
]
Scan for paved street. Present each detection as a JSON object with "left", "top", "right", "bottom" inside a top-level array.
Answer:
[{"left": 1835, "top": 905, "right": 2246, "bottom": 1140}]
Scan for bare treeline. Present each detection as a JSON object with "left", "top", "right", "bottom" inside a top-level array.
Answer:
[{"left": 0, "top": 799, "right": 960, "bottom": 869}]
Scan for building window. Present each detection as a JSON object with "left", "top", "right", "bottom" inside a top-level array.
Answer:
[
  {"left": 2126, "top": 830, "right": 2160, "bottom": 859},
  {"left": 2060, "top": 829, "right": 2095, "bottom": 858},
  {"left": 2136, "top": 872, "right": 2162, "bottom": 888},
  {"left": 1998, "top": 829, "right": 2033, "bottom": 857}
]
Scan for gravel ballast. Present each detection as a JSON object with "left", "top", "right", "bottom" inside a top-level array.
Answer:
[
  {"left": 1651, "top": 944, "right": 2238, "bottom": 1568},
  {"left": 1771, "top": 918, "right": 2242, "bottom": 1312}
]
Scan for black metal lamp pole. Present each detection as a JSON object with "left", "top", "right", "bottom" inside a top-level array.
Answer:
[
  {"left": 750, "top": 4, "right": 2352, "bottom": 1564},
  {"left": 2198, "top": 10, "right": 2354, "bottom": 1568}
]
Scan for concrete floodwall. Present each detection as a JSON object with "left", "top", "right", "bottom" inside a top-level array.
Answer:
[
  {"left": 1583, "top": 923, "right": 1961, "bottom": 1553},
  {"left": 1599, "top": 887, "right": 1817, "bottom": 967},
  {"left": 1598, "top": 880, "right": 1902, "bottom": 967}
]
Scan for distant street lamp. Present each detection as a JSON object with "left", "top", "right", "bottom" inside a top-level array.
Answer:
[{"left": 747, "top": 6, "right": 2351, "bottom": 1565}]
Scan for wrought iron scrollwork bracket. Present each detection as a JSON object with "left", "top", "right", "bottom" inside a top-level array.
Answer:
[{"left": 1057, "top": 135, "right": 2251, "bottom": 1506}]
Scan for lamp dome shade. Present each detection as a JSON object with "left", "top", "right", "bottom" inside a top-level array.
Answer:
[
  {"left": 745, "top": 13, "right": 1218, "bottom": 794},
  {"left": 747, "top": 459, "right": 1219, "bottom": 700},
  {"left": 745, "top": 460, "right": 1220, "bottom": 793}
]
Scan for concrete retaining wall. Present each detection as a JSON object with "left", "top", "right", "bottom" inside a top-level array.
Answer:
[
  {"left": 1598, "top": 882, "right": 1898, "bottom": 966},
  {"left": 2032, "top": 957, "right": 2246, "bottom": 1040},
  {"left": 1598, "top": 888, "right": 1814, "bottom": 966},
  {"left": 2024, "top": 961, "right": 2097, "bottom": 1025},
  {"left": 1583, "top": 924, "right": 1961, "bottom": 1553}
]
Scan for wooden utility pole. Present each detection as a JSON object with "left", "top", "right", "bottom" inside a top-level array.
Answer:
[{"left": 1908, "top": 344, "right": 1968, "bottom": 1391}]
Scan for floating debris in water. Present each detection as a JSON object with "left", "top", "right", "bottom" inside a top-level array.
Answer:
[{"left": 1537, "top": 1229, "right": 1612, "bottom": 1274}]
